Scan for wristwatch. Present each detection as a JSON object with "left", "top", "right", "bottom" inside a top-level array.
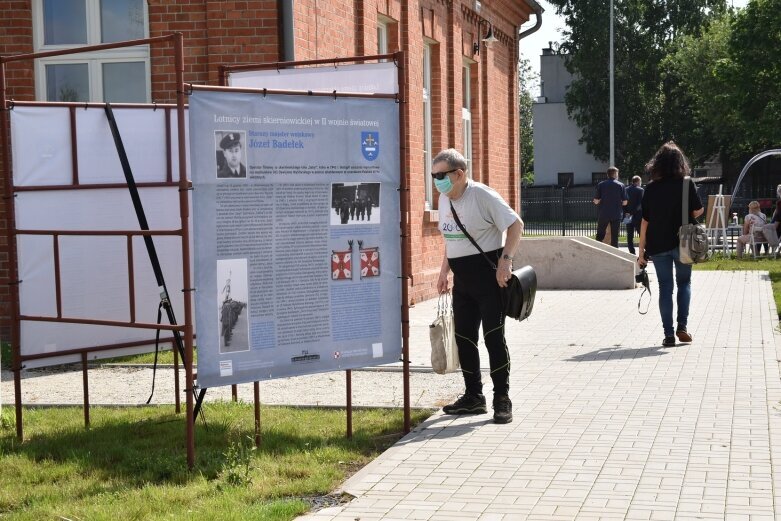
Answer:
[{"left": 502, "top": 254, "right": 513, "bottom": 261}]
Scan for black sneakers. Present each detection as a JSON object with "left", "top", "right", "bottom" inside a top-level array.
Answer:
[
  {"left": 493, "top": 394, "right": 513, "bottom": 424},
  {"left": 442, "top": 393, "right": 487, "bottom": 415}
]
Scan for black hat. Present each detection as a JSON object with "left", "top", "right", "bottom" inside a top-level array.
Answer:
[{"left": 219, "top": 132, "right": 241, "bottom": 150}]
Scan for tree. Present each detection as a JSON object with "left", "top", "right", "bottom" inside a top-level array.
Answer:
[
  {"left": 661, "top": 12, "right": 736, "bottom": 164},
  {"left": 519, "top": 58, "right": 536, "bottom": 185},
  {"left": 726, "top": 0, "right": 781, "bottom": 154},
  {"left": 547, "top": 0, "right": 726, "bottom": 176},
  {"left": 662, "top": 0, "right": 780, "bottom": 163}
]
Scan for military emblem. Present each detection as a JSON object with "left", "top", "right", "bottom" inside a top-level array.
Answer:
[
  {"left": 360, "top": 246, "right": 380, "bottom": 278},
  {"left": 361, "top": 131, "right": 379, "bottom": 161},
  {"left": 331, "top": 250, "right": 352, "bottom": 280}
]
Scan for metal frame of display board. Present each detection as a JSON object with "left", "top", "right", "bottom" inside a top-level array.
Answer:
[
  {"left": 0, "top": 33, "right": 199, "bottom": 469},
  {"left": 207, "top": 51, "right": 411, "bottom": 438}
]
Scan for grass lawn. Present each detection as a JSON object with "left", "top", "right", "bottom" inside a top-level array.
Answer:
[
  {"left": 0, "top": 403, "right": 432, "bottom": 520},
  {"left": 692, "top": 254, "right": 781, "bottom": 318}
]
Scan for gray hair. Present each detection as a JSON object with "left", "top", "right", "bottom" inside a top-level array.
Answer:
[{"left": 432, "top": 148, "right": 467, "bottom": 171}]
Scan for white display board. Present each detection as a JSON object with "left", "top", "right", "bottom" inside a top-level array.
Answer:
[
  {"left": 228, "top": 61, "right": 398, "bottom": 94},
  {"left": 10, "top": 106, "right": 191, "bottom": 368}
]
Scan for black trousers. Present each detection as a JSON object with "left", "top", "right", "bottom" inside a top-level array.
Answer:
[
  {"left": 596, "top": 217, "right": 620, "bottom": 248},
  {"left": 449, "top": 249, "right": 510, "bottom": 397}
]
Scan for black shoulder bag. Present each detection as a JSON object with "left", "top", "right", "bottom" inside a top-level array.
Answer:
[{"left": 449, "top": 202, "right": 536, "bottom": 321}]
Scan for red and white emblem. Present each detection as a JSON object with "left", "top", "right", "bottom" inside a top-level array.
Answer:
[
  {"left": 331, "top": 250, "right": 352, "bottom": 280},
  {"left": 360, "top": 247, "right": 380, "bottom": 278}
]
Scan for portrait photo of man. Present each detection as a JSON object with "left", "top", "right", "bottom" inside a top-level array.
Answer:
[{"left": 215, "top": 131, "right": 247, "bottom": 178}]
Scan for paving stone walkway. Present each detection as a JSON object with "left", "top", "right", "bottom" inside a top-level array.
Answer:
[{"left": 302, "top": 269, "right": 781, "bottom": 520}]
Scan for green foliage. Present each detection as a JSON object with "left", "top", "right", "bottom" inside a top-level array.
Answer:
[
  {"left": 725, "top": 0, "right": 781, "bottom": 154},
  {"left": 662, "top": 12, "right": 736, "bottom": 163},
  {"left": 519, "top": 58, "right": 536, "bottom": 184},
  {"left": 547, "top": 0, "right": 727, "bottom": 175},
  {"left": 0, "top": 403, "right": 432, "bottom": 520},
  {"left": 220, "top": 435, "right": 256, "bottom": 487}
]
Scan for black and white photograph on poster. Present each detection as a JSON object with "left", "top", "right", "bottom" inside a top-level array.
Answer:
[
  {"left": 358, "top": 240, "right": 380, "bottom": 279},
  {"left": 215, "top": 130, "right": 247, "bottom": 178},
  {"left": 330, "top": 182, "right": 381, "bottom": 225},
  {"left": 217, "top": 258, "right": 249, "bottom": 353}
]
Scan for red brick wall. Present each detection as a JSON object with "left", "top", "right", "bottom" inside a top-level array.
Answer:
[{"left": 0, "top": 0, "right": 531, "bottom": 335}]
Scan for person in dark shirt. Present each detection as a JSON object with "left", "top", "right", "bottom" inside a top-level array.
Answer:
[
  {"left": 637, "top": 142, "right": 704, "bottom": 348},
  {"left": 593, "top": 166, "right": 628, "bottom": 248},
  {"left": 625, "top": 175, "right": 644, "bottom": 254},
  {"left": 216, "top": 132, "right": 247, "bottom": 178}
]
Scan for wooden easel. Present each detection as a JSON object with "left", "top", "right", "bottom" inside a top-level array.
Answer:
[{"left": 707, "top": 186, "right": 729, "bottom": 255}]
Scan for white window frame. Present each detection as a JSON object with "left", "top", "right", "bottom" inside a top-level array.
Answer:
[
  {"left": 377, "top": 16, "right": 389, "bottom": 55},
  {"left": 423, "top": 42, "right": 433, "bottom": 210},
  {"left": 462, "top": 60, "right": 473, "bottom": 178},
  {"left": 31, "top": 0, "right": 151, "bottom": 102}
]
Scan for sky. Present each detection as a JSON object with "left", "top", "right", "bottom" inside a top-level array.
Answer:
[{"left": 519, "top": 0, "right": 752, "bottom": 94}]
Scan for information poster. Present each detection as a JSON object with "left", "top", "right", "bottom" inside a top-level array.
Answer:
[{"left": 190, "top": 90, "right": 401, "bottom": 387}]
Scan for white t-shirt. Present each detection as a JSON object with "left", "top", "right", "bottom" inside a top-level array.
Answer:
[
  {"left": 745, "top": 212, "right": 767, "bottom": 235},
  {"left": 438, "top": 179, "right": 520, "bottom": 259}
]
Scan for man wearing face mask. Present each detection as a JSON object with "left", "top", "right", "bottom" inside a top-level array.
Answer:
[{"left": 434, "top": 148, "right": 524, "bottom": 424}]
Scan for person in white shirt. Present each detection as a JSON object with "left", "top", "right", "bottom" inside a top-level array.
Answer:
[
  {"left": 434, "top": 148, "right": 523, "bottom": 424},
  {"left": 736, "top": 200, "right": 768, "bottom": 258}
]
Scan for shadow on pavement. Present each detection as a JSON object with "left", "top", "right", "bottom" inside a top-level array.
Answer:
[{"left": 565, "top": 345, "right": 670, "bottom": 362}]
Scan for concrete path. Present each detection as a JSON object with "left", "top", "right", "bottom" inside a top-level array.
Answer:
[{"left": 302, "top": 269, "right": 781, "bottom": 520}]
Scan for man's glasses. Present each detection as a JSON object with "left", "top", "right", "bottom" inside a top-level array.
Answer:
[{"left": 431, "top": 168, "right": 458, "bottom": 180}]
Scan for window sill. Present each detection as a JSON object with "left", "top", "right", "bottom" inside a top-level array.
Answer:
[{"left": 425, "top": 209, "right": 439, "bottom": 223}]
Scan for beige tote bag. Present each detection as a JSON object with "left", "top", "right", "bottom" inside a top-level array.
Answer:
[{"left": 429, "top": 293, "right": 459, "bottom": 374}]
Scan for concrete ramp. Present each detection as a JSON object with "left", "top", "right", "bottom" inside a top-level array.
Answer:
[{"left": 514, "top": 236, "right": 637, "bottom": 289}]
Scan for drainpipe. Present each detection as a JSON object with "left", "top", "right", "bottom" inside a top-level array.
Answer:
[
  {"left": 519, "top": 0, "right": 543, "bottom": 40},
  {"left": 517, "top": 0, "right": 543, "bottom": 213},
  {"left": 279, "top": 0, "right": 295, "bottom": 61}
]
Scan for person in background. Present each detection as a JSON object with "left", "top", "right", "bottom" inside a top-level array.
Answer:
[
  {"left": 637, "top": 141, "right": 704, "bottom": 348},
  {"left": 761, "top": 184, "right": 781, "bottom": 251},
  {"left": 736, "top": 201, "right": 767, "bottom": 258},
  {"left": 593, "top": 167, "right": 628, "bottom": 248},
  {"left": 625, "top": 175, "right": 644, "bottom": 254},
  {"left": 434, "top": 148, "right": 523, "bottom": 424}
]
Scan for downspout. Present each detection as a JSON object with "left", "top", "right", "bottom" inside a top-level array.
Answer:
[
  {"left": 516, "top": 0, "right": 543, "bottom": 212},
  {"left": 519, "top": 0, "right": 543, "bottom": 40},
  {"left": 279, "top": 0, "right": 295, "bottom": 61}
]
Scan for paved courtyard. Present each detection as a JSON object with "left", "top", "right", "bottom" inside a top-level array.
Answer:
[{"left": 302, "top": 269, "right": 781, "bottom": 520}]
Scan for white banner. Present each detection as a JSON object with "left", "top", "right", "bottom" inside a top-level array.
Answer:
[
  {"left": 10, "top": 106, "right": 191, "bottom": 368},
  {"left": 228, "top": 61, "right": 398, "bottom": 94}
]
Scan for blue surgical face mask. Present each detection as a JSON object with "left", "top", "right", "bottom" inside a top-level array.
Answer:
[{"left": 434, "top": 176, "right": 454, "bottom": 194}]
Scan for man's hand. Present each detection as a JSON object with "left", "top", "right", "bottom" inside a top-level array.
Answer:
[
  {"left": 437, "top": 269, "right": 450, "bottom": 294},
  {"left": 637, "top": 251, "right": 647, "bottom": 268},
  {"left": 496, "top": 258, "right": 513, "bottom": 288}
]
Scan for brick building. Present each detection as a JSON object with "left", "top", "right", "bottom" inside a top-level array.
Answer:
[{"left": 0, "top": 0, "right": 542, "bottom": 332}]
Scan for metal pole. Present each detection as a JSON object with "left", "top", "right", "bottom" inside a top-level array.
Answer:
[
  {"left": 346, "top": 370, "right": 353, "bottom": 438},
  {"left": 0, "top": 61, "right": 24, "bottom": 441},
  {"left": 253, "top": 382, "right": 261, "bottom": 447},
  {"left": 173, "top": 342, "right": 181, "bottom": 414},
  {"left": 561, "top": 187, "right": 566, "bottom": 236},
  {"left": 81, "top": 352, "right": 90, "bottom": 428},
  {"left": 609, "top": 0, "right": 615, "bottom": 166},
  {"left": 174, "top": 32, "right": 196, "bottom": 470},
  {"left": 396, "top": 51, "right": 411, "bottom": 434}
]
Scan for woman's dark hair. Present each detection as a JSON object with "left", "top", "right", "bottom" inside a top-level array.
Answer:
[{"left": 645, "top": 141, "right": 691, "bottom": 180}]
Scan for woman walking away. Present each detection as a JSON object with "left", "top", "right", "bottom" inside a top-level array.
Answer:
[{"left": 637, "top": 141, "right": 704, "bottom": 347}]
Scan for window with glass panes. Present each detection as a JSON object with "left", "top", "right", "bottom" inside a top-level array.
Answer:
[
  {"left": 33, "top": 0, "right": 149, "bottom": 103},
  {"left": 423, "top": 42, "right": 433, "bottom": 209},
  {"left": 462, "top": 61, "right": 474, "bottom": 178}
]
